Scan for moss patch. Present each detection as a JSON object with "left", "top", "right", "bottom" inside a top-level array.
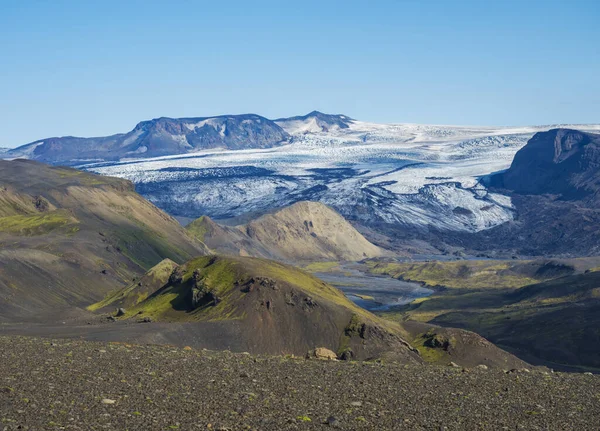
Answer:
[
  {"left": 0, "top": 211, "right": 75, "bottom": 236},
  {"left": 185, "top": 216, "right": 211, "bottom": 242}
]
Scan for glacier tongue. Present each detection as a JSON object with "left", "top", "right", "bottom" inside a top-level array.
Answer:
[{"left": 83, "top": 121, "right": 600, "bottom": 233}]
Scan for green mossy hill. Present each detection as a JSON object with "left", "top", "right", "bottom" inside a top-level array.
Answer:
[
  {"left": 0, "top": 159, "right": 209, "bottom": 320},
  {"left": 88, "top": 259, "right": 179, "bottom": 312},
  {"left": 121, "top": 255, "right": 375, "bottom": 322},
  {"left": 103, "top": 255, "right": 420, "bottom": 361},
  {"left": 185, "top": 216, "right": 213, "bottom": 243}
]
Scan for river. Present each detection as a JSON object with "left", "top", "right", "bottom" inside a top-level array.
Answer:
[{"left": 313, "top": 264, "right": 433, "bottom": 311}]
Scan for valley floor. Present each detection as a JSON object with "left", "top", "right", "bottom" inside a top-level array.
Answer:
[{"left": 1, "top": 336, "right": 600, "bottom": 430}]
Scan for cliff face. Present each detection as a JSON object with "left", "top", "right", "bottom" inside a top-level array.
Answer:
[{"left": 496, "top": 129, "right": 600, "bottom": 199}]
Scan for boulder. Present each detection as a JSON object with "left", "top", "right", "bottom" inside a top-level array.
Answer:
[{"left": 306, "top": 347, "right": 337, "bottom": 360}]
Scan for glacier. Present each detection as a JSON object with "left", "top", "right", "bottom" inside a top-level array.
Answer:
[{"left": 83, "top": 119, "right": 600, "bottom": 233}]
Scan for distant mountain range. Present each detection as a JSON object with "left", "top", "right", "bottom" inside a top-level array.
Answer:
[
  {"left": 3, "top": 111, "right": 352, "bottom": 165},
  {"left": 4, "top": 113, "right": 600, "bottom": 257}
]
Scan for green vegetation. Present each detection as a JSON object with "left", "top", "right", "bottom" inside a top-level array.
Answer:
[
  {"left": 367, "top": 260, "right": 540, "bottom": 290},
  {"left": 119, "top": 256, "right": 247, "bottom": 321},
  {"left": 0, "top": 211, "right": 75, "bottom": 236},
  {"left": 185, "top": 216, "right": 211, "bottom": 242},
  {"left": 55, "top": 167, "right": 114, "bottom": 186},
  {"left": 98, "top": 255, "right": 387, "bottom": 329},
  {"left": 338, "top": 314, "right": 361, "bottom": 356},
  {"left": 410, "top": 330, "right": 457, "bottom": 364},
  {"left": 88, "top": 259, "right": 178, "bottom": 312},
  {"left": 303, "top": 261, "right": 340, "bottom": 273},
  {"left": 375, "top": 259, "right": 600, "bottom": 369}
]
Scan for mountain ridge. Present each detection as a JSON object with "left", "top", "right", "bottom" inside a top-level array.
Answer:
[{"left": 3, "top": 111, "right": 354, "bottom": 164}]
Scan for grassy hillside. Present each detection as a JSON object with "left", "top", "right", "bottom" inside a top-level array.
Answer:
[
  {"left": 374, "top": 258, "right": 600, "bottom": 369},
  {"left": 367, "top": 259, "right": 577, "bottom": 290},
  {"left": 0, "top": 160, "right": 209, "bottom": 320}
]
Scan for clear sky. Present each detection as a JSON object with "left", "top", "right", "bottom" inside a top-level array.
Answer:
[{"left": 0, "top": 0, "right": 598, "bottom": 147}]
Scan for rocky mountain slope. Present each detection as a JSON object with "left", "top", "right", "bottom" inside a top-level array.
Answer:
[
  {"left": 91, "top": 255, "right": 421, "bottom": 361},
  {"left": 492, "top": 128, "right": 600, "bottom": 198},
  {"left": 454, "top": 128, "right": 600, "bottom": 256},
  {"left": 0, "top": 160, "right": 208, "bottom": 320},
  {"left": 186, "top": 201, "right": 385, "bottom": 262},
  {"left": 84, "top": 255, "right": 526, "bottom": 368}
]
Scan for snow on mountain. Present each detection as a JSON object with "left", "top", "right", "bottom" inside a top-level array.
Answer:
[
  {"left": 275, "top": 111, "right": 353, "bottom": 134},
  {"left": 81, "top": 119, "right": 600, "bottom": 233},
  {"left": 3, "top": 114, "right": 290, "bottom": 164}
]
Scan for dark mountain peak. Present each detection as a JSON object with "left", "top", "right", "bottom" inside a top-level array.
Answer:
[{"left": 493, "top": 128, "right": 600, "bottom": 197}]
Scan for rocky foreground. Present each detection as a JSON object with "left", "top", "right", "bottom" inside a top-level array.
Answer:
[{"left": 1, "top": 337, "right": 599, "bottom": 431}]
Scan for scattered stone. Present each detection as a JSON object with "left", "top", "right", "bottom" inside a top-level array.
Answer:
[
  {"left": 448, "top": 362, "right": 460, "bottom": 368},
  {"left": 306, "top": 347, "right": 337, "bottom": 360},
  {"left": 101, "top": 399, "right": 116, "bottom": 405},
  {"left": 506, "top": 368, "right": 531, "bottom": 374},
  {"left": 107, "top": 316, "right": 116, "bottom": 322},
  {"left": 584, "top": 372, "right": 593, "bottom": 376},
  {"left": 476, "top": 364, "right": 489, "bottom": 370},
  {"left": 325, "top": 416, "right": 340, "bottom": 427},
  {"left": 424, "top": 331, "right": 452, "bottom": 350},
  {"left": 116, "top": 308, "right": 126, "bottom": 317},
  {"left": 350, "top": 401, "right": 363, "bottom": 407}
]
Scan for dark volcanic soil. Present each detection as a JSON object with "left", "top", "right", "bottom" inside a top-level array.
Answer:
[{"left": 1, "top": 336, "right": 599, "bottom": 430}]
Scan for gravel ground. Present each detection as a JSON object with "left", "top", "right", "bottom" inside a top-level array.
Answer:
[{"left": 1, "top": 336, "right": 599, "bottom": 431}]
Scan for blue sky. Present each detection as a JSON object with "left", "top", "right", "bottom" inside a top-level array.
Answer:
[{"left": 0, "top": 0, "right": 598, "bottom": 147}]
